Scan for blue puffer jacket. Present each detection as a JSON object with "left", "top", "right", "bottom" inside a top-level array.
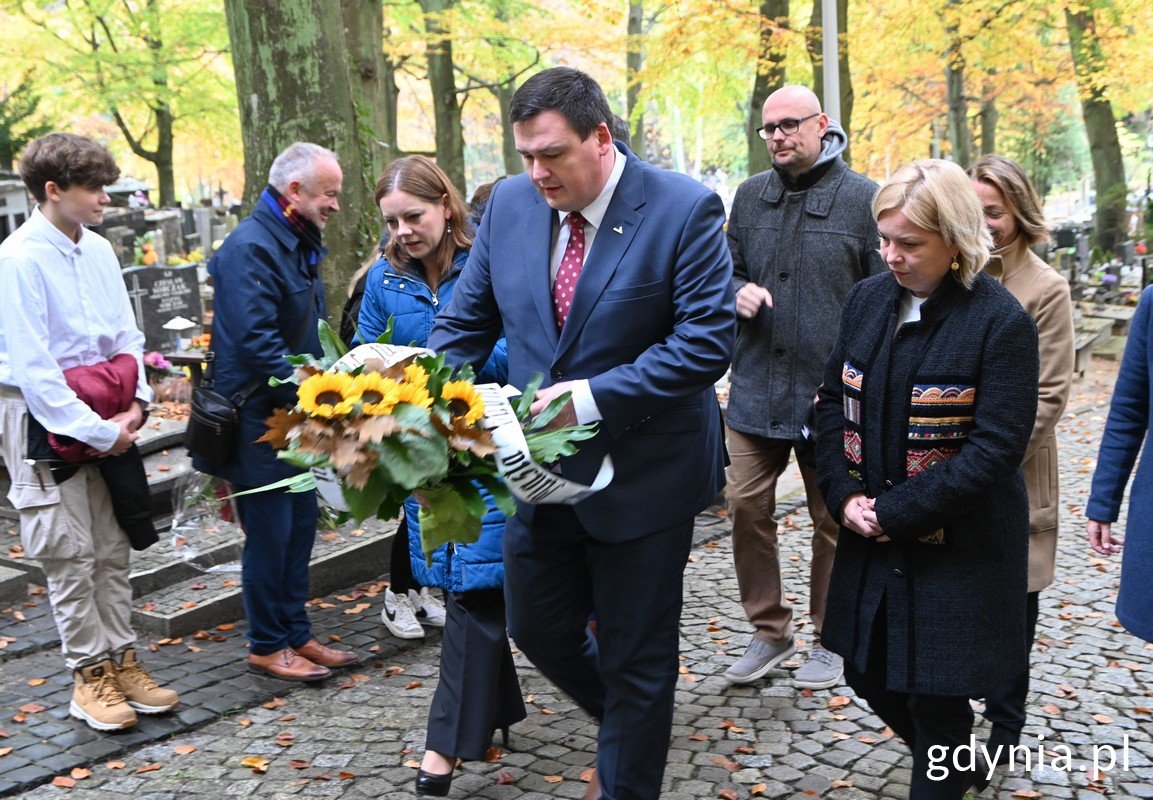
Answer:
[
  {"left": 406, "top": 490, "right": 506, "bottom": 593},
  {"left": 357, "top": 248, "right": 508, "bottom": 593},
  {"left": 357, "top": 249, "right": 506, "bottom": 383}
]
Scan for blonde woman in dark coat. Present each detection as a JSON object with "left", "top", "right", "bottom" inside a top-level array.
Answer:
[{"left": 815, "top": 159, "right": 1039, "bottom": 800}]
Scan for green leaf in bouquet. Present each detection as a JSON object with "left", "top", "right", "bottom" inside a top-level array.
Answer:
[
  {"left": 453, "top": 361, "right": 477, "bottom": 383},
  {"left": 318, "top": 319, "right": 349, "bottom": 362},
  {"left": 224, "top": 471, "right": 317, "bottom": 500},
  {"left": 415, "top": 353, "right": 450, "bottom": 397},
  {"left": 524, "top": 423, "right": 600, "bottom": 464},
  {"left": 527, "top": 390, "right": 573, "bottom": 430},
  {"left": 415, "top": 485, "right": 483, "bottom": 564},
  {"left": 342, "top": 470, "right": 391, "bottom": 522},
  {"left": 512, "top": 374, "right": 544, "bottom": 421},
  {"left": 371, "top": 406, "right": 450, "bottom": 490},
  {"left": 374, "top": 315, "right": 395, "bottom": 344},
  {"left": 373, "top": 490, "right": 405, "bottom": 524},
  {"left": 275, "top": 449, "right": 333, "bottom": 469},
  {"left": 475, "top": 474, "right": 516, "bottom": 516},
  {"left": 281, "top": 353, "right": 330, "bottom": 371},
  {"left": 451, "top": 478, "right": 488, "bottom": 521}
]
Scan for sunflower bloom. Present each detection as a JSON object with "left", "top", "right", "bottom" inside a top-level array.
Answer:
[
  {"left": 441, "top": 380, "right": 485, "bottom": 426},
  {"left": 298, "top": 372, "right": 358, "bottom": 418},
  {"left": 396, "top": 379, "right": 433, "bottom": 410},
  {"left": 403, "top": 363, "right": 430, "bottom": 391},
  {"left": 354, "top": 372, "right": 401, "bottom": 416}
]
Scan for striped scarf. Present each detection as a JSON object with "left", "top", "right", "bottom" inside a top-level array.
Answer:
[{"left": 261, "top": 185, "right": 324, "bottom": 265}]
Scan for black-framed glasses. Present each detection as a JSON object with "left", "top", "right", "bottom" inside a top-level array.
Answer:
[{"left": 756, "top": 113, "right": 820, "bottom": 140}]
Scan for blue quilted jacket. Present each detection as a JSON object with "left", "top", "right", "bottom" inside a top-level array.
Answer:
[{"left": 358, "top": 248, "right": 508, "bottom": 593}]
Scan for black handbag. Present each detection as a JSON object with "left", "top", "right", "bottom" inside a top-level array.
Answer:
[
  {"left": 183, "top": 359, "right": 258, "bottom": 467},
  {"left": 185, "top": 282, "right": 316, "bottom": 468}
]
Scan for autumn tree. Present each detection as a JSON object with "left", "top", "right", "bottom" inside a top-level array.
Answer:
[
  {"left": 0, "top": 74, "right": 53, "bottom": 171},
  {"left": 1065, "top": 2, "right": 1126, "bottom": 255},
  {"left": 7, "top": 0, "right": 231, "bottom": 206},
  {"left": 748, "top": 0, "right": 790, "bottom": 176},
  {"left": 806, "top": 0, "right": 855, "bottom": 165},
  {"left": 626, "top": 0, "right": 648, "bottom": 158},
  {"left": 224, "top": 0, "right": 385, "bottom": 317}
]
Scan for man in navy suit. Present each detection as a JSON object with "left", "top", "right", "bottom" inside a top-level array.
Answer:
[{"left": 429, "top": 67, "right": 734, "bottom": 800}]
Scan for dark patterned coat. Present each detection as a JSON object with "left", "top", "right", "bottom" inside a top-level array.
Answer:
[{"left": 815, "top": 271, "right": 1039, "bottom": 695}]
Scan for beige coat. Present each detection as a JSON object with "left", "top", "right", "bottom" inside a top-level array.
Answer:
[{"left": 986, "top": 241, "right": 1075, "bottom": 592}]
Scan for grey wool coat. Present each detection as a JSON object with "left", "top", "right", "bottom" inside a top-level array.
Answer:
[
  {"left": 727, "top": 126, "right": 885, "bottom": 442},
  {"left": 815, "top": 272, "right": 1039, "bottom": 696}
]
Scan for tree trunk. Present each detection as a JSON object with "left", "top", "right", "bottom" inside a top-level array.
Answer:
[
  {"left": 419, "top": 0, "right": 466, "bottom": 195},
  {"left": 496, "top": 81, "right": 523, "bottom": 175},
  {"left": 342, "top": 0, "right": 393, "bottom": 182},
  {"left": 224, "top": 0, "right": 379, "bottom": 320},
  {"left": 1065, "top": 5, "right": 1127, "bottom": 256},
  {"left": 945, "top": 58, "right": 971, "bottom": 167},
  {"left": 806, "top": 0, "right": 854, "bottom": 166},
  {"left": 979, "top": 82, "right": 997, "bottom": 156},
  {"left": 748, "top": 0, "right": 789, "bottom": 177},
  {"left": 627, "top": 0, "right": 647, "bottom": 159}
]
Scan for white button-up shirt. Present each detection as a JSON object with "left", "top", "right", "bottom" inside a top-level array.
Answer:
[{"left": 0, "top": 207, "right": 149, "bottom": 453}]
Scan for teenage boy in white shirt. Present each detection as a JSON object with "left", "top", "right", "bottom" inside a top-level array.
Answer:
[{"left": 0, "top": 133, "right": 179, "bottom": 731}]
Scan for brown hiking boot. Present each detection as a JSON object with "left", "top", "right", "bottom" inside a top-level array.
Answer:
[
  {"left": 115, "top": 648, "right": 179, "bottom": 714},
  {"left": 70, "top": 660, "right": 137, "bottom": 731}
]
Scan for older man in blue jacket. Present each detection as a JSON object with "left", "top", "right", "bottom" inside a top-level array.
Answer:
[{"left": 196, "top": 142, "right": 356, "bottom": 681}]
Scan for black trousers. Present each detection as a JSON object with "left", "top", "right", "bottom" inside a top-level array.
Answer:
[
  {"left": 425, "top": 588, "right": 525, "bottom": 762},
  {"left": 389, "top": 516, "right": 415, "bottom": 594},
  {"left": 845, "top": 606, "right": 976, "bottom": 800},
  {"left": 979, "top": 590, "right": 1041, "bottom": 751}
]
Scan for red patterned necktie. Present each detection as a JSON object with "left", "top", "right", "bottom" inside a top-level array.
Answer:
[{"left": 553, "top": 211, "right": 585, "bottom": 330}]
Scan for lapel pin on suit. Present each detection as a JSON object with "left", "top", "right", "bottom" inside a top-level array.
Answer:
[{"left": 613, "top": 225, "right": 623, "bottom": 234}]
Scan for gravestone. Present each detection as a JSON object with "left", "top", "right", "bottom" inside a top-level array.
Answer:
[
  {"left": 105, "top": 226, "right": 137, "bottom": 268},
  {"left": 146, "top": 209, "right": 185, "bottom": 258},
  {"left": 123, "top": 265, "right": 203, "bottom": 350},
  {"left": 193, "top": 207, "right": 214, "bottom": 258},
  {"left": 95, "top": 207, "right": 146, "bottom": 237}
]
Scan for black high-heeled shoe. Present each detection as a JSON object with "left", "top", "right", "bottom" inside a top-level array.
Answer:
[{"left": 415, "top": 768, "right": 453, "bottom": 797}]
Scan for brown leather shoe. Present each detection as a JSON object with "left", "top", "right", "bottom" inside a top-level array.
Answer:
[
  {"left": 247, "top": 648, "right": 331, "bottom": 682},
  {"left": 294, "top": 637, "right": 358, "bottom": 668}
]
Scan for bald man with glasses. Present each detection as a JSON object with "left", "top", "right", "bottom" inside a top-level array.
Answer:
[{"left": 723, "top": 85, "right": 885, "bottom": 690}]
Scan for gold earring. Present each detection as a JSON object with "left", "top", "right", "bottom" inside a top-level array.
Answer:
[{"left": 950, "top": 258, "right": 960, "bottom": 271}]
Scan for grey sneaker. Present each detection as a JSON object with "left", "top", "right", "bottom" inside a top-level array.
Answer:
[
  {"left": 723, "top": 637, "right": 797, "bottom": 684},
  {"left": 792, "top": 645, "right": 844, "bottom": 690}
]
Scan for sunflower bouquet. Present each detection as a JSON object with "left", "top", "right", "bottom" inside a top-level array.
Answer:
[{"left": 250, "top": 320, "right": 597, "bottom": 560}]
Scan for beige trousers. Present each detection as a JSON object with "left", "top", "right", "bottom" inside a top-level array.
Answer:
[
  {"left": 725, "top": 426, "right": 839, "bottom": 644},
  {"left": 1, "top": 388, "right": 135, "bottom": 669}
]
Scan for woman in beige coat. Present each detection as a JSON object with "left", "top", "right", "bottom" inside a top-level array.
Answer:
[{"left": 969, "top": 155, "right": 1075, "bottom": 781}]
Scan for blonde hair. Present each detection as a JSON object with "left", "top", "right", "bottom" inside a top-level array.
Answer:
[
  {"left": 969, "top": 155, "right": 1050, "bottom": 248},
  {"left": 872, "top": 159, "right": 992, "bottom": 289}
]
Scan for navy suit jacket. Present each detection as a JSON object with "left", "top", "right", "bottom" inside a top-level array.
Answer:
[{"left": 429, "top": 144, "right": 735, "bottom": 540}]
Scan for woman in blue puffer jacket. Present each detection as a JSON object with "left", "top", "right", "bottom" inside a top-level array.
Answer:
[{"left": 357, "top": 155, "right": 523, "bottom": 797}]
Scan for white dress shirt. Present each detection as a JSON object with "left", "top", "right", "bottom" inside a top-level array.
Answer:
[
  {"left": 548, "top": 147, "right": 627, "bottom": 423},
  {"left": 0, "top": 207, "right": 149, "bottom": 453}
]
